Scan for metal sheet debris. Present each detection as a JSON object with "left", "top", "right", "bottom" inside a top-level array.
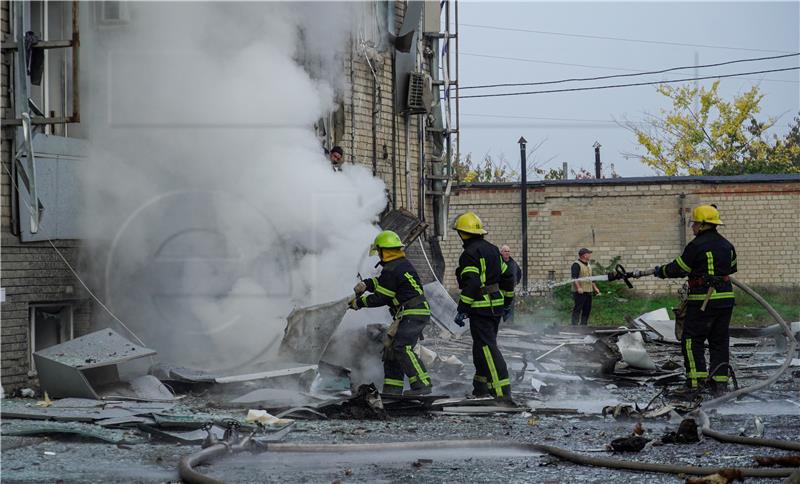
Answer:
[
  {"left": 423, "top": 281, "right": 468, "bottom": 337},
  {"left": 1, "top": 420, "right": 146, "bottom": 444},
  {"left": 32, "top": 329, "right": 158, "bottom": 399},
  {"left": 280, "top": 298, "right": 349, "bottom": 364},
  {"left": 616, "top": 331, "right": 657, "bottom": 370},
  {"left": 228, "top": 388, "right": 329, "bottom": 408}
]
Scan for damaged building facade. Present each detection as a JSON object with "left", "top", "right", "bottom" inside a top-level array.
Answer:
[{"left": 1, "top": 1, "right": 456, "bottom": 391}]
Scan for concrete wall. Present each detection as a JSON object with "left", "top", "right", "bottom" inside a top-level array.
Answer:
[{"left": 441, "top": 177, "right": 800, "bottom": 295}]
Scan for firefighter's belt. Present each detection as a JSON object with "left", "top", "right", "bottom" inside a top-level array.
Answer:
[{"left": 398, "top": 294, "right": 426, "bottom": 310}]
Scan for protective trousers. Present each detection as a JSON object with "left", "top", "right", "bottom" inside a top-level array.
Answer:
[
  {"left": 383, "top": 317, "right": 431, "bottom": 391},
  {"left": 571, "top": 293, "right": 592, "bottom": 325},
  {"left": 681, "top": 305, "right": 733, "bottom": 389},
  {"left": 469, "top": 313, "right": 511, "bottom": 398}
]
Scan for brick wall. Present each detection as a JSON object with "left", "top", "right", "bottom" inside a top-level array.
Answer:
[
  {"left": 440, "top": 178, "right": 800, "bottom": 295},
  {"left": 1, "top": 2, "right": 441, "bottom": 391}
]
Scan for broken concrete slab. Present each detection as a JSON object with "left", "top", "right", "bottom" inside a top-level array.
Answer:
[
  {"left": 1, "top": 420, "right": 146, "bottom": 444},
  {"left": 33, "top": 329, "right": 158, "bottom": 400},
  {"left": 423, "top": 281, "right": 468, "bottom": 337},
  {"left": 280, "top": 297, "right": 350, "bottom": 364}
]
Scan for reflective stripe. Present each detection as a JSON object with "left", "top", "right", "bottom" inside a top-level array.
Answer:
[
  {"left": 404, "top": 272, "right": 423, "bottom": 295},
  {"left": 675, "top": 256, "right": 691, "bottom": 273},
  {"left": 405, "top": 346, "right": 430, "bottom": 386},
  {"left": 706, "top": 251, "right": 715, "bottom": 276},
  {"left": 500, "top": 259, "right": 508, "bottom": 274},
  {"left": 360, "top": 294, "right": 369, "bottom": 306},
  {"left": 479, "top": 258, "right": 487, "bottom": 285},
  {"left": 471, "top": 297, "right": 505, "bottom": 308},
  {"left": 374, "top": 283, "right": 397, "bottom": 298},
  {"left": 473, "top": 375, "right": 487, "bottom": 383},
  {"left": 384, "top": 378, "right": 404, "bottom": 387},
  {"left": 501, "top": 290, "right": 515, "bottom": 298},
  {"left": 397, "top": 308, "right": 432, "bottom": 317},
  {"left": 687, "top": 291, "right": 734, "bottom": 301},
  {"left": 461, "top": 266, "right": 480, "bottom": 276},
  {"left": 712, "top": 375, "right": 729, "bottom": 382},
  {"left": 482, "top": 345, "right": 504, "bottom": 397},
  {"left": 408, "top": 376, "right": 418, "bottom": 384},
  {"left": 460, "top": 294, "right": 475, "bottom": 304},
  {"left": 685, "top": 338, "right": 698, "bottom": 388}
]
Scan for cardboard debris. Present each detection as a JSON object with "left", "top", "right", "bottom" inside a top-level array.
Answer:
[{"left": 245, "top": 409, "right": 294, "bottom": 428}]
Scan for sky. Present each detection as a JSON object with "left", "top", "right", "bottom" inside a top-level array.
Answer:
[{"left": 454, "top": 1, "right": 800, "bottom": 177}]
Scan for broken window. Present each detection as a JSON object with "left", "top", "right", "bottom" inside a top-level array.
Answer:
[{"left": 29, "top": 303, "right": 75, "bottom": 373}]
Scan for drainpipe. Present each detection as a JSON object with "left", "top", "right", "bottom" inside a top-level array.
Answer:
[
  {"left": 371, "top": 75, "right": 378, "bottom": 176},
  {"left": 349, "top": 37, "right": 356, "bottom": 165},
  {"left": 391, "top": 51, "right": 398, "bottom": 209},
  {"left": 678, "top": 193, "right": 686, "bottom": 246},
  {"left": 405, "top": 114, "right": 411, "bottom": 209},
  {"left": 418, "top": 116, "right": 425, "bottom": 221}
]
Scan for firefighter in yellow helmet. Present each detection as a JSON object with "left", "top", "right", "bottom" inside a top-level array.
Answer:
[
  {"left": 653, "top": 204, "right": 737, "bottom": 397},
  {"left": 348, "top": 230, "right": 433, "bottom": 396},
  {"left": 452, "top": 212, "right": 516, "bottom": 403}
]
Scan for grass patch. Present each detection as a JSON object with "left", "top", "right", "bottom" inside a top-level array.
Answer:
[{"left": 514, "top": 281, "right": 800, "bottom": 327}]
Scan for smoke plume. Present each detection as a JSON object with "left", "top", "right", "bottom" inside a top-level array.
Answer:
[{"left": 79, "top": 2, "right": 386, "bottom": 371}]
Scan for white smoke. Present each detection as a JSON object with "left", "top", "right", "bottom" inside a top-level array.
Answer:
[{"left": 79, "top": 2, "right": 386, "bottom": 371}]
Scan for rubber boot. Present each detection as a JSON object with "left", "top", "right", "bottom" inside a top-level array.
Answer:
[
  {"left": 382, "top": 385, "right": 404, "bottom": 396},
  {"left": 404, "top": 382, "right": 432, "bottom": 396},
  {"left": 494, "top": 387, "right": 517, "bottom": 407}
]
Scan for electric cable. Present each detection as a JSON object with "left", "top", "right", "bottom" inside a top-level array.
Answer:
[
  {"left": 460, "top": 23, "right": 794, "bottom": 54},
  {"left": 460, "top": 52, "right": 800, "bottom": 90},
  {"left": 457, "top": 66, "right": 800, "bottom": 99}
]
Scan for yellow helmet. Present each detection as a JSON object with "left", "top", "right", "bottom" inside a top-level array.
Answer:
[
  {"left": 452, "top": 211, "right": 488, "bottom": 235},
  {"left": 691, "top": 205, "right": 723, "bottom": 225},
  {"left": 369, "top": 230, "right": 404, "bottom": 256}
]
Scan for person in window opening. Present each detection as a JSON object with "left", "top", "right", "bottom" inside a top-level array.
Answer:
[
  {"left": 499, "top": 245, "right": 521, "bottom": 323},
  {"left": 571, "top": 248, "right": 601, "bottom": 326},
  {"left": 328, "top": 145, "right": 344, "bottom": 171}
]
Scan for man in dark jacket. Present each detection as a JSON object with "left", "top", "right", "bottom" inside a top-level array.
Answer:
[
  {"left": 453, "top": 211, "right": 516, "bottom": 402},
  {"left": 348, "top": 230, "right": 432, "bottom": 396},
  {"left": 654, "top": 205, "right": 737, "bottom": 396},
  {"left": 500, "top": 245, "right": 521, "bottom": 322}
]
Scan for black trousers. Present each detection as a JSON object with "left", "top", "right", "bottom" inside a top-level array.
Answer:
[
  {"left": 682, "top": 305, "right": 733, "bottom": 389},
  {"left": 571, "top": 292, "right": 592, "bottom": 325},
  {"left": 469, "top": 313, "right": 511, "bottom": 398},
  {"left": 383, "top": 317, "right": 431, "bottom": 390}
]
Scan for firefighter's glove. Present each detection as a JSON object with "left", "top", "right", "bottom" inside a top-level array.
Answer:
[
  {"left": 653, "top": 266, "right": 665, "bottom": 279},
  {"left": 353, "top": 280, "right": 367, "bottom": 295},
  {"left": 347, "top": 298, "right": 360, "bottom": 310},
  {"left": 502, "top": 305, "right": 512, "bottom": 320},
  {"left": 454, "top": 312, "right": 468, "bottom": 327}
]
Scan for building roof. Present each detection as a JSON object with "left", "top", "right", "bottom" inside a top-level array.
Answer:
[{"left": 457, "top": 173, "right": 800, "bottom": 189}]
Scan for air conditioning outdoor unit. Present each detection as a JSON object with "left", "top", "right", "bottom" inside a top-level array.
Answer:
[{"left": 406, "top": 72, "right": 433, "bottom": 115}]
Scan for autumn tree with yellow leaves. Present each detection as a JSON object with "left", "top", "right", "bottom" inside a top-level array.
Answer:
[{"left": 626, "top": 81, "right": 800, "bottom": 176}]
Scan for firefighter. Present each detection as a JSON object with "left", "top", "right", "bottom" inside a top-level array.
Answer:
[
  {"left": 452, "top": 211, "right": 516, "bottom": 402},
  {"left": 653, "top": 204, "right": 737, "bottom": 396},
  {"left": 348, "top": 230, "right": 433, "bottom": 396}
]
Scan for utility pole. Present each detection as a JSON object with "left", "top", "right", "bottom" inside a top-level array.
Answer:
[
  {"left": 518, "top": 136, "right": 528, "bottom": 293},
  {"left": 593, "top": 141, "right": 602, "bottom": 179}
]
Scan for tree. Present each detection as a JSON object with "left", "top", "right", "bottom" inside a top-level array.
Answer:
[
  {"left": 625, "top": 82, "right": 800, "bottom": 175},
  {"left": 452, "top": 153, "right": 518, "bottom": 183}
]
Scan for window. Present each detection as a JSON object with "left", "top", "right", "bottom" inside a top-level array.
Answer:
[{"left": 29, "top": 303, "right": 74, "bottom": 373}]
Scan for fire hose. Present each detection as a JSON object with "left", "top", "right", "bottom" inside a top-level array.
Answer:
[{"left": 178, "top": 438, "right": 798, "bottom": 483}]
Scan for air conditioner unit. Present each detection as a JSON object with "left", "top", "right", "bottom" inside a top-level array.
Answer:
[{"left": 406, "top": 72, "right": 433, "bottom": 115}]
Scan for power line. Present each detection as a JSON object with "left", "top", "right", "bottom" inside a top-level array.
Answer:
[
  {"left": 460, "top": 23, "right": 794, "bottom": 54},
  {"left": 458, "top": 66, "right": 800, "bottom": 99},
  {"left": 461, "top": 53, "right": 800, "bottom": 90},
  {"left": 460, "top": 52, "right": 800, "bottom": 85}
]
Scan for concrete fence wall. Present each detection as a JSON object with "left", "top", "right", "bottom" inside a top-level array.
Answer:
[{"left": 440, "top": 176, "right": 800, "bottom": 296}]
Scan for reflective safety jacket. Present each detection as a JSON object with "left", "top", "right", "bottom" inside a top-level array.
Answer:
[
  {"left": 662, "top": 228, "right": 737, "bottom": 309},
  {"left": 455, "top": 237, "right": 516, "bottom": 316},
  {"left": 354, "top": 257, "right": 431, "bottom": 318}
]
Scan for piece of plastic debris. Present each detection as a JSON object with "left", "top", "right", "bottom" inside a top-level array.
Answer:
[
  {"left": 605, "top": 384, "right": 618, "bottom": 390},
  {"left": 245, "top": 409, "right": 294, "bottom": 427},
  {"left": 531, "top": 377, "right": 547, "bottom": 392},
  {"left": 20, "top": 388, "right": 36, "bottom": 398},
  {"left": 43, "top": 451, "right": 56, "bottom": 456},
  {"left": 36, "top": 392, "right": 53, "bottom": 408}
]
